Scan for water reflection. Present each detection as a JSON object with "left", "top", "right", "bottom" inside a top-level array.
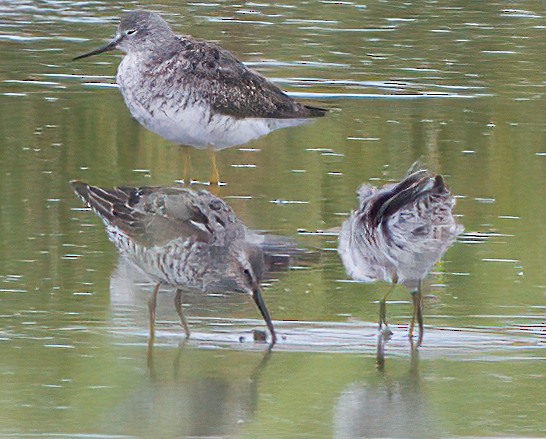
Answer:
[
  {"left": 71, "top": 181, "right": 289, "bottom": 346},
  {"left": 72, "top": 10, "right": 327, "bottom": 183},
  {"left": 338, "top": 168, "right": 463, "bottom": 348},
  {"left": 334, "top": 349, "right": 436, "bottom": 438},
  {"left": 104, "top": 348, "right": 271, "bottom": 437}
]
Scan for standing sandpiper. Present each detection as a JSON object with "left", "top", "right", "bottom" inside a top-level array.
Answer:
[
  {"left": 73, "top": 10, "right": 327, "bottom": 184},
  {"left": 337, "top": 169, "right": 463, "bottom": 346},
  {"left": 71, "top": 181, "right": 277, "bottom": 346}
]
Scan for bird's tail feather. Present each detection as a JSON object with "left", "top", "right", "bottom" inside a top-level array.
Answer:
[{"left": 70, "top": 180, "right": 133, "bottom": 226}]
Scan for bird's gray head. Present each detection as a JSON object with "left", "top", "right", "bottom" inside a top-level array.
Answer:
[
  {"left": 115, "top": 11, "right": 175, "bottom": 53},
  {"left": 206, "top": 243, "right": 264, "bottom": 296},
  {"left": 205, "top": 242, "right": 275, "bottom": 344},
  {"left": 73, "top": 10, "right": 176, "bottom": 60}
]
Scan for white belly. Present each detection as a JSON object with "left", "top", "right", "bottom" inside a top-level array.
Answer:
[
  {"left": 131, "top": 103, "right": 304, "bottom": 150},
  {"left": 116, "top": 56, "right": 308, "bottom": 150}
]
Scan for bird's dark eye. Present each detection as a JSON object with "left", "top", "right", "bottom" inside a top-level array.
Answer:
[
  {"left": 125, "top": 29, "right": 137, "bottom": 36},
  {"left": 243, "top": 269, "right": 252, "bottom": 282}
]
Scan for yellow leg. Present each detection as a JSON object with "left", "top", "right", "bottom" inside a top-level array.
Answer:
[
  {"left": 208, "top": 147, "right": 220, "bottom": 186},
  {"left": 174, "top": 288, "right": 191, "bottom": 338},
  {"left": 376, "top": 275, "right": 398, "bottom": 368},
  {"left": 148, "top": 283, "right": 160, "bottom": 343},
  {"left": 409, "top": 280, "right": 424, "bottom": 347},
  {"left": 379, "top": 274, "right": 398, "bottom": 329}
]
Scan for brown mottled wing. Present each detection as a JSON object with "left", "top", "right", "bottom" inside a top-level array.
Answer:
[
  {"left": 71, "top": 182, "right": 212, "bottom": 248},
  {"left": 170, "top": 36, "right": 327, "bottom": 119}
]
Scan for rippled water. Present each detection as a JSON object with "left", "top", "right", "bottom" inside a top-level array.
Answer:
[{"left": 1, "top": 1, "right": 544, "bottom": 437}]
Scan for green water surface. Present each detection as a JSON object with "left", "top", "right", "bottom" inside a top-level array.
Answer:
[{"left": 0, "top": 1, "right": 544, "bottom": 437}]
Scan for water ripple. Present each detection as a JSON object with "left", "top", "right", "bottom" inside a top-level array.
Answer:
[{"left": 108, "top": 318, "right": 544, "bottom": 360}]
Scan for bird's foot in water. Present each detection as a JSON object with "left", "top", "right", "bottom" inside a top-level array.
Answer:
[{"left": 378, "top": 323, "right": 393, "bottom": 340}]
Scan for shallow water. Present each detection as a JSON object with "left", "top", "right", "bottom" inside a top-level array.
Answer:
[{"left": 0, "top": 1, "right": 545, "bottom": 437}]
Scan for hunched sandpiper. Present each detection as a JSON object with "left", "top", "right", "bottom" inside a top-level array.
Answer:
[
  {"left": 337, "top": 169, "right": 463, "bottom": 346},
  {"left": 71, "top": 181, "right": 277, "bottom": 346}
]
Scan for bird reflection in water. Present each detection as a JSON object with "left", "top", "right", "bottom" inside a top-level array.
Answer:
[
  {"left": 71, "top": 181, "right": 292, "bottom": 350},
  {"left": 338, "top": 168, "right": 463, "bottom": 348},
  {"left": 334, "top": 349, "right": 440, "bottom": 438},
  {"left": 103, "top": 348, "right": 272, "bottom": 437},
  {"left": 73, "top": 10, "right": 327, "bottom": 185}
]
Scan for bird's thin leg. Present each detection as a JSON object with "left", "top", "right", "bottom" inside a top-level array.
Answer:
[
  {"left": 409, "top": 279, "right": 424, "bottom": 347},
  {"left": 148, "top": 283, "right": 160, "bottom": 343},
  {"left": 182, "top": 145, "right": 192, "bottom": 186},
  {"left": 379, "top": 275, "right": 398, "bottom": 330},
  {"left": 174, "top": 288, "right": 191, "bottom": 338},
  {"left": 208, "top": 147, "right": 220, "bottom": 186}
]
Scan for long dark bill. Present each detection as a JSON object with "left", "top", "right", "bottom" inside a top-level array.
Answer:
[
  {"left": 252, "top": 287, "right": 277, "bottom": 346},
  {"left": 72, "top": 35, "right": 122, "bottom": 61}
]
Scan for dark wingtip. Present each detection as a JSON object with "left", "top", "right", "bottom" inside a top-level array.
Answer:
[
  {"left": 70, "top": 180, "right": 89, "bottom": 196},
  {"left": 72, "top": 182, "right": 100, "bottom": 217},
  {"left": 304, "top": 104, "right": 328, "bottom": 117},
  {"left": 70, "top": 180, "right": 94, "bottom": 206}
]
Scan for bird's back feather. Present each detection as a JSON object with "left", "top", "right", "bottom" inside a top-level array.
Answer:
[
  {"left": 70, "top": 181, "right": 243, "bottom": 249},
  {"left": 153, "top": 36, "right": 328, "bottom": 120}
]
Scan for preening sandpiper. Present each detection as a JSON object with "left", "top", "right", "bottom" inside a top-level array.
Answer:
[
  {"left": 73, "top": 10, "right": 327, "bottom": 184},
  {"left": 337, "top": 169, "right": 463, "bottom": 346}
]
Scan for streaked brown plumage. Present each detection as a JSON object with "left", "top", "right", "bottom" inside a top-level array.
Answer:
[{"left": 71, "top": 181, "right": 277, "bottom": 345}]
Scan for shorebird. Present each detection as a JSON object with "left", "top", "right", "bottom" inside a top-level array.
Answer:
[
  {"left": 71, "top": 181, "right": 277, "bottom": 346},
  {"left": 73, "top": 10, "right": 327, "bottom": 184},
  {"left": 337, "top": 169, "right": 463, "bottom": 346}
]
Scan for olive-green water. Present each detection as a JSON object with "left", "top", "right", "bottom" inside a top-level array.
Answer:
[{"left": 1, "top": 1, "right": 544, "bottom": 437}]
